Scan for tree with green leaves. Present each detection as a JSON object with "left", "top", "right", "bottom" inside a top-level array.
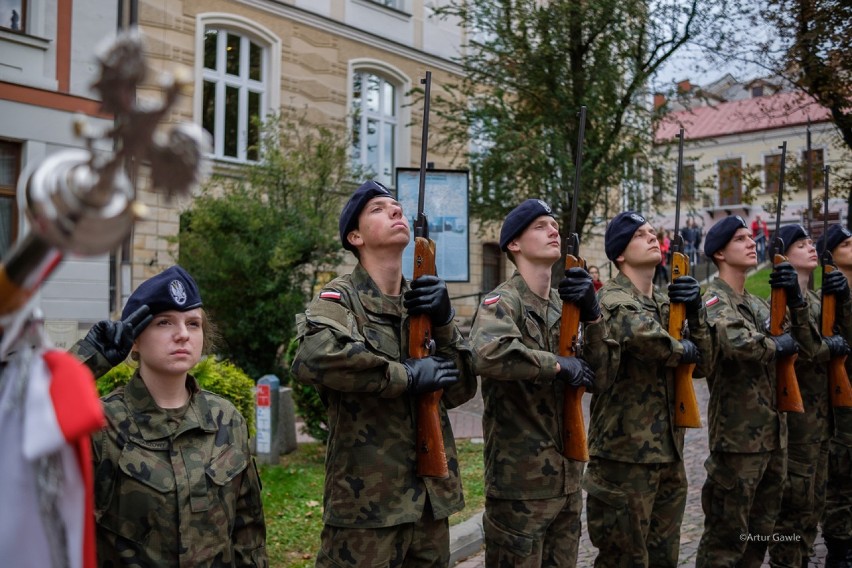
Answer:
[
  {"left": 428, "top": 0, "right": 726, "bottom": 250},
  {"left": 177, "top": 112, "right": 362, "bottom": 379},
  {"left": 694, "top": 0, "right": 852, "bottom": 216}
]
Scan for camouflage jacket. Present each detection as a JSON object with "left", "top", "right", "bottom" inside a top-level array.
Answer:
[
  {"left": 291, "top": 263, "right": 476, "bottom": 528},
  {"left": 834, "top": 292, "right": 852, "bottom": 446},
  {"left": 93, "top": 372, "right": 267, "bottom": 567},
  {"left": 469, "top": 271, "right": 606, "bottom": 500},
  {"left": 582, "top": 272, "right": 712, "bottom": 463},
  {"left": 787, "top": 289, "right": 833, "bottom": 444},
  {"left": 702, "top": 277, "right": 809, "bottom": 453}
]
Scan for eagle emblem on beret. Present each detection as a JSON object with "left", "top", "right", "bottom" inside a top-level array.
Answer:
[{"left": 169, "top": 279, "right": 188, "bottom": 305}]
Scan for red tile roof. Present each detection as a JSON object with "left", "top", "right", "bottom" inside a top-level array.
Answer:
[{"left": 655, "top": 90, "right": 833, "bottom": 143}]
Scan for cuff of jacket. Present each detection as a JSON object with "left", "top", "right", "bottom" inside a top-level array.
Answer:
[
  {"left": 538, "top": 351, "right": 559, "bottom": 383},
  {"left": 384, "top": 362, "right": 412, "bottom": 398}
]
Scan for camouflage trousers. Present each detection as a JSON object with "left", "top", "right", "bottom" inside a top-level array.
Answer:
[
  {"left": 483, "top": 492, "right": 582, "bottom": 567},
  {"left": 768, "top": 441, "right": 829, "bottom": 568},
  {"left": 822, "top": 440, "right": 852, "bottom": 541},
  {"left": 584, "top": 458, "right": 687, "bottom": 568},
  {"left": 696, "top": 448, "right": 787, "bottom": 568},
  {"left": 315, "top": 506, "right": 448, "bottom": 568}
]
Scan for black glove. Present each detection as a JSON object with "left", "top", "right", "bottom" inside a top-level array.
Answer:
[
  {"left": 769, "top": 262, "right": 805, "bottom": 308},
  {"left": 554, "top": 356, "right": 595, "bottom": 389},
  {"left": 83, "top": 305, "right": 152, "bottom": 366},
  {"left": 679, "top": 339, "right": 700, "bottom": 365},
  {"left": 824, "top": 335, "right": 851, "bottom": 358},
  {"left": 557, "top": 267, "right": 601, "bottom": 322},
  {"left": 404, "top": 355, "right": 460, "bottom": 394},
  {"left": 773, "top": 333, "right": 799, "bottom": 358},
  {"left": 823, "top": 269, "right": 851, "bottom": 301},
  {"left": 668, "top": 276, "right": 703, "bottom": 318},
  {"left": 404, "top": 275, "right": 455, "bottom": 326}
]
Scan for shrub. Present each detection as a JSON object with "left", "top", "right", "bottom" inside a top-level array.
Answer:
[
  {"left": 96, "top": 357, "right": 256, "bottom": 435},
  {"left": 282, "top": 337, "right": 329, "bottom": 444}
]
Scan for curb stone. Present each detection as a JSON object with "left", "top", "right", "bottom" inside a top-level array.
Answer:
[{"left": 449, "top": 511, "right": 484, "bottom": 565}]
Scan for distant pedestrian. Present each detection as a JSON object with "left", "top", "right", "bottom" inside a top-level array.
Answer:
[
  {"left": 588, "top": 264, "right": 604, "bottom": 291},
  {"left": 683, "top": 218, "right": 702, "bottom": 266},
  {"left": 752, "top": 215, "right": 769, "bottom": 263},
  {"left": 469, "top": 199, "right": 599, "bottom": 567},
  {"left": 582, "top": 211, "right": 711, "bottom": 567}
]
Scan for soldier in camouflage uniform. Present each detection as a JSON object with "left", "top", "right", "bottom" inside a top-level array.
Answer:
[
  {"left": 469, "top": 199, "right": 599, "bottom": 567},
  {"left": 696, "top": 216, "right": 808, "bottom": 568},
  {"left": 581, "top": 211, "right": 711, "bottom": 568},
  {"left": 768, "top": 225, "right": 850, "bottom": 568},
  {"left": 817, "top": 225, "right": 852, "bottom": 568},
  {"left": 291, "top": 181, "right": 476, "bottom": 567},
  {"left": 71, "top": 265, "right": 268, "bottom": 566}
]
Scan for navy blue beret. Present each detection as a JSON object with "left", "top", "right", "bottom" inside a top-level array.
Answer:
[
  {"left": 775, "top": 224, "right": 809, "bottom": 254},
  {"left": 816, "top": 224, "right": 852, "bottom": 257},
  {"left": 499, "top": 199, "right": 556, "bottom": 251},
  {"left": 121, "top": 265, "right": 202, "bottom": 320},
  {"left": 339, "top": 180, "right": 393, "bottom": 251},
  {"left": 604, "top": 211, "right": 647, "bottom": 261},
  {"left": 703, "top": 215, "right": 748, "bottom": 257}
]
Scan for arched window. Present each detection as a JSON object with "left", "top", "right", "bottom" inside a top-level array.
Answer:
[
  {"left": 351, "top": 70, "right": 399, "bottom": 187},
  {"left": 197, "top": 16, "right": 279, "bottom": 163}
]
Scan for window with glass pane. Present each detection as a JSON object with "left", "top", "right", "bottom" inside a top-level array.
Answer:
[
  {"left": 201, "top": 28, "right": 266, "bottom": 161},
  {"left": 0, "top": 0, "right": 25, "bottom": 32},
  {"left": 683, "top": 164, "right": 696, "bottom": 202},
  {"left": 351, "top": 71, "right": 397, "bottom": 187},
  {"left": 719, "top": 158, "right": 742, "bottom": 206},
  {"left": 801, "top": 148, "right": 824, "bottom": 190},
  {"left": 368, "top": 0, "right": 403, "bottom": 9},
  {"left": 0, "top": 141, "right": 20, "bottom": 258},
  {"left": 765, "top": 154, "right": 781, "bottom": 194}
]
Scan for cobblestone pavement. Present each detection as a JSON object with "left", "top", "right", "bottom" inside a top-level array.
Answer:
[{"left": 448, "top": 379, "right": 829, "bottom": 567}]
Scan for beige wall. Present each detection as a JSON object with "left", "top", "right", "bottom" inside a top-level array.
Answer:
[
  {"left": 132, "top": 0, "right": 484, "bottom": 302},
  {"left": 652, "top": 120, "right": 850, "bottom": 243}
]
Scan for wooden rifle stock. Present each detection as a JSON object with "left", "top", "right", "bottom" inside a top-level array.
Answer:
[
  {"left": 411, "top": 236, "right": 449, "bottom": 478},
  {"left": 821, "top": 265, "right": 852, "bottom": 407},
  {"left": 771, "top": 253, "right": 804, "bottom": 413},
  {"left": 669, "top": 251, "right": 701, "bottom": 428},
  {"left": 559, "top": 254, "right": 588, "bottom": 462}
]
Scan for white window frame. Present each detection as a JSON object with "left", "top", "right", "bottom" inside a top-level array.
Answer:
[
  {"left": 348, "top": 60, "right": 410, "bottom": 188},
  {"left": 194, "top": 13, "right": 280, "bottom": 163}
]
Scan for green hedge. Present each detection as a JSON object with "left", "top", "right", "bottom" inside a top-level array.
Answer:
[{"left": 96, "top": 357, "right": 256, "bottom": 436}]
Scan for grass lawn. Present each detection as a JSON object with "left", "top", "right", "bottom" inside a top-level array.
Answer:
[
  {"left": 259, "top": 439, "right": 485, "bottom": 567},
  {"left": 743, "top": 264, "right": 822, "bottom": 298}
]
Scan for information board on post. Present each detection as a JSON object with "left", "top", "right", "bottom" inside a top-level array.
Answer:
[
  {"left": 256, "top": 383, "right": 271, "bottom": 454},
  {"left": 396, "top": 168, "right": 470, "bottom": 282}
]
